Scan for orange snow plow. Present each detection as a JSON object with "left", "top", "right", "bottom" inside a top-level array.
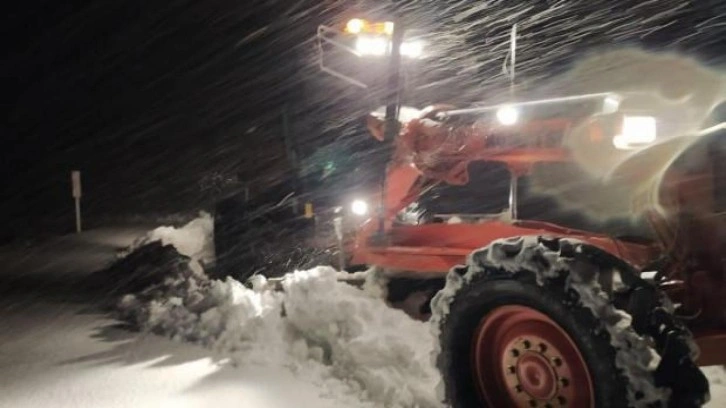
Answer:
[{"left": 353, "top": 94, "right": 724, "bottom": 407}]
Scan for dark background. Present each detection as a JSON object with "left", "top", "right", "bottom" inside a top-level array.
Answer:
[{"left": 2, "top": 0, "right": 726, "bottom": 242}]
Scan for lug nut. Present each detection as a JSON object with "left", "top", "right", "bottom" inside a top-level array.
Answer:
[
  {"left": 529, "top": 400, "right": 537, "bottom": 407},
  {"left": 539, "top": 343, "right": 548, "bottom": 353},
  {"left": 515, "top": 385, "right": 523, "bottom": 393},
  {"left": 557, "top": 395, "right": 567, "bottom": 405},
  {"left": 552, "top": 357, "right": 562, "bottom": 367},
  {"left": 512, "top": 349, "right": 521, "bottom": 357},
  {"left": 523, "top": 339, "right": 532, "bottom": 349},
  {"left": 508, "top": 365, "right": 516, "bottom": 374},
  {"left": 560, "top": 378, "right": 569, "bottom": 387}
]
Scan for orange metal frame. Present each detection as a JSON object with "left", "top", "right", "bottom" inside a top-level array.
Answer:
[
  {"left": 352, "top": 220, "right": 655, "bottom": 274},
  {"left": 352, "top": 114, "right": 656, "bottom": 271}
]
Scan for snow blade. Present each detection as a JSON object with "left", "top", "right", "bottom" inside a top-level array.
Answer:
[{"left": 85, "top": 241, "right": 192, "bottom": 305}]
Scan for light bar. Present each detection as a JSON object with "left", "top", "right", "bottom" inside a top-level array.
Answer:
[
  {"left": 345, "top": 19, "right": 395, "bottom": 35},
  {"left": 443, "top": 93, "right": 620, "bottom": 116}
]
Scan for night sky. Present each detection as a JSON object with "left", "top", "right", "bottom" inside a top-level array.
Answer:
[{"left": 2, "top": 0, "right": 726, "bottom": 241}]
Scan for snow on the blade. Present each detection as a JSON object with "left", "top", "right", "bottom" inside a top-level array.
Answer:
[
  {"left": 282, "top": 267, "right": 439, "bottom": 408},
  {"left": 117, "top": 218, "right": 440, "bottom": 408}
]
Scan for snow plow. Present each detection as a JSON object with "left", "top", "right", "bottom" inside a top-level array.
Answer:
[
  {"left": 210, "top": 84, "right": 723, "bottom": 406},
  {"left": 351, "top": 94, "right": 724, "bottom": 407}
]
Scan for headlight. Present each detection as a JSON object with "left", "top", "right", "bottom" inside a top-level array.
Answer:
[
  {"left": 355, "top": 35, "right": 424, "bottom": 58},
  {"left": 496, "top": 105, "right": 519, "bottom": 126},
  {"left": 355, "top": 35, "right": 389, "bottom": 56},
  {"left": 401, "top": 40, "right": 424, "bottom": 58},
  {"left": 613, "top": 115, "right": 657, "bottom": 150},
  {"left": 345, "top": 19, "right": 365, "bottom": 35},
  {"left": 350, "top": 199, "right": 369, "bottom": 216}
]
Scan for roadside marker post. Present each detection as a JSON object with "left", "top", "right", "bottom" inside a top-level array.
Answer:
[{"left": 71, "top": 170, "right": 82, "bottom": 233}]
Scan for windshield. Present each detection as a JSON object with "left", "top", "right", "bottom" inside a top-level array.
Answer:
[
  {"left": 417, "top": 161, "right": 511, "bottom": 216},
  {"left": 412, "top": 160, "right": 652, "bottom": 239}
]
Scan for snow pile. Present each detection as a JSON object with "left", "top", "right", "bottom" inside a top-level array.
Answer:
[
  {"left": 117, "top": 225, "right": 440, "bottom": 407},
  {"left": 122, "top": 212, "right": 214, "bottom": 263},
  {"left": 282, "top": 268, "right": 438, "bottom": 407}
]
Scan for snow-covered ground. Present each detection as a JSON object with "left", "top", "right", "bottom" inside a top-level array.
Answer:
[
  {"left": 1, "top": 298, "right": 405, "bottom": 408},
  {"left": 116, "top": 267, "right": 440, "bottom": 407},
  {"left": 117, "top": 214, "right": 439, "bottom": 407},
  {"left": 0, "top": 222, "right": 390, "bottom": 408},
  {"left": 0, "top": 215, "right": 725, "bottom": 407}
]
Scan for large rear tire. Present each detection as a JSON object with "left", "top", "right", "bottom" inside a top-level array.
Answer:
[{"left": 432, "top": 236, "right": 709, "bottom": 408}]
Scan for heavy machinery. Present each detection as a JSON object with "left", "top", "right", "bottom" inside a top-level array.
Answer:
[
  {"left": 211, "top": 83, "right": 723, "bottom": 405},
  {"left": 196, "top": 12, "right": 726, "bottom": 406},
  {"left": 213, "top": 14, "right": 723, "bottom": 405},
  {"left": 349, "top": 94, "right": 724, "bottom": 407}
]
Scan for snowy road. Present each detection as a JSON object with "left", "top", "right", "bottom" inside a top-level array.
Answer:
[
  {"left": 0, "top": 226, "right": 368, "bottom": 408},
  {"left": 0, "top": 222, "right": 724, "bottom": 407},
  {"left": 0, "top": 299, "right": 382, "bottom": 408}
]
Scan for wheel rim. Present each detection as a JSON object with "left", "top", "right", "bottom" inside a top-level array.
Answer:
[{"left": 471, "top": 305, "right": 594, "bottom": 407}]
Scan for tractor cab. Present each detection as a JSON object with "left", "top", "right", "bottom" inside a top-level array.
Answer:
[{"left": 349, "top": 92, "right": 668, "bottom": 273}]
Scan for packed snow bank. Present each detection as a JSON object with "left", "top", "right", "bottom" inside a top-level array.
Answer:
[{"left": 117, "top": 229, "right": 440, "bottom": 408}]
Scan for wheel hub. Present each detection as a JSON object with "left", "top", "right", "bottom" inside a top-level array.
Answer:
[
  {"left": 471, "top": 305, "right": 593, "bottom": 407},
  {"left": 503, "top": 338, "right": 563, "bottom": 404}
]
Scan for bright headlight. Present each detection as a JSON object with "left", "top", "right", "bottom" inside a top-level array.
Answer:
[
  {"left": 401, "top": 41, "right": 424, "bottom": 58},
  {"left": 351, "top": 199, "right": 369, "bottom": 216},
  {"left": 613, "top": 115, "right": 657, "bottom": 150},
  {"left": 496, "top": 105, "right": 519, "bottom": 126},
  {"left": 345, "top": 18, "right": 365, "bottom": 35},
  {"left": 355, "top": 36, "right": 424, "bottom": 58},
  {"left": 355, "top": 35, "right": 388, "bottom": 56}
]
